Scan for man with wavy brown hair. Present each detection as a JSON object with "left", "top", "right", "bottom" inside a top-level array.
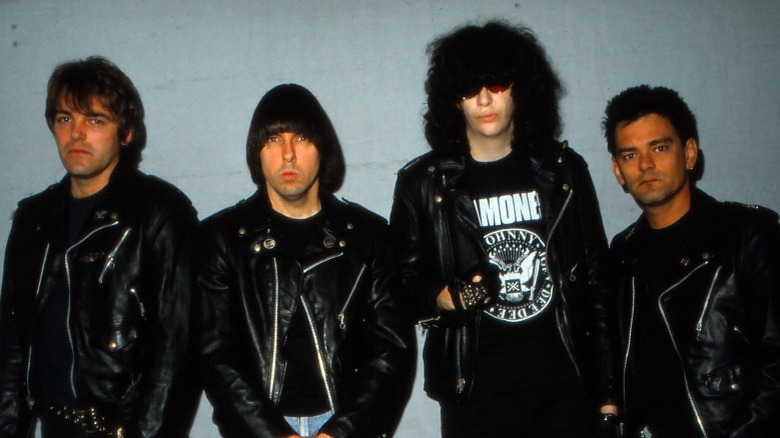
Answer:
[{"left": 0, "top": 56, "right": 199, "bottom": 437}]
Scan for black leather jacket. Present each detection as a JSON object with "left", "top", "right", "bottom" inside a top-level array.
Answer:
[
  {"left": 197, "top": 190, "right": 415, "bottom": 438},
  {"left": 612, "top": 190, "right": 780, "bottom": 438},
  {"left": 389, "top": 141, "right": 616, "bottom": 405},
  {"left": 0, "top": 167, "right": 199, "bottom": 437}
]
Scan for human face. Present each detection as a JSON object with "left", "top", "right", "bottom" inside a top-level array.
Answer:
[
  {"left": 260, "top": 132, "right": 321, "bottom": 216},
  {"left": 611, "top": 113, "right": 698, "bottom": 226},
  {"left": 53, "top": 96, "right": 130, "bottom": 198},
  {"left": 460, "top": 85, "right": 515, "bottom": 153}
]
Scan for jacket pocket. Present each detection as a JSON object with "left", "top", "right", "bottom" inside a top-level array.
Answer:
[
  {"left": 105, "top": 325, "right": 138, "bottom": 353},
  {"left": 701, "top": 363, "right": 743, "bottom": 395}
]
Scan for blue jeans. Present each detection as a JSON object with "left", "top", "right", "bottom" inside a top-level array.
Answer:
[{"left": 284, "top": 411, "right": 333, "bottom": 436}]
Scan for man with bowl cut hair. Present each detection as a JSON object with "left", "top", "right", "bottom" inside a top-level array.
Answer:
[{"left": 198, "top": 84, "right": 415, "bottom": 438}]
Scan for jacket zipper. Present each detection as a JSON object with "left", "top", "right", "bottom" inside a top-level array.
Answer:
[
  {"left": 98, "top": 228, "right": 131, "bottom": 284},
  {"left": 567, "top": 262, "right": 579, "bottom": 282},
  {"left": 337, "top": 264, "right": 366, "bottom": 329},
  {"left": 546, "top": 188, "right": 580, "bottom": 375},
  {"left": 27, "top": 244, "right": 51, "bottom": 407},
  {"left": 695, "top": 266, "right": 721, "bottom": 341},
  {"left": 300, "top": 298, "right": 336, "bottom": 411},
  {"left": 546, "top": 188, "right": 573, "bottom": 242},
  {"left": 270, "top": 252, "right": 343, "bottom": 404},
  {"left": 455, "top": 332, "right": 465, "bottom": 394},
  {"left": 269, "top": 257, "right": 280, "bottom": 400},
  {"left": 303, "top": 253, "right": 343, "bottom": 273},
  {"left": 657, "top": 260, "right": 710, "bottom": 438},
  {"left": 733, "top": 325, "right": 748, "bottom": 342},
  {"left": 441, "top": 184, "right": 466, "bottom": 394},
  {"left": 128, "top": 288, "right": 146, "bottom": 320},
  {"left": 622, "top": 278, "right": 637, "bottom": 411},
  {"left": 555, "top": 310, "right": 582, "bottom": 377},
  {"left": 61, "top": 221, "right": 119, "bottom": 399}
]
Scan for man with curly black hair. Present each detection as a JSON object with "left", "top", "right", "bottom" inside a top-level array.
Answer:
[{"left": 390, "top": 21, "right": 617, "bottom": 437}]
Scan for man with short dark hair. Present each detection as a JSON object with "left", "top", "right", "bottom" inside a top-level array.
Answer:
[
  {"left": 0, "top": 56, "right": 199, "bottom": 437},
  {"left": 604, "top": 85, "right": 780, "bottom": 437},
  {"left": 198, "top": 84, "right": 415, "bottom": 438},
  {"left": 390, "top": 21, "right": 617, "bottom": 437}
]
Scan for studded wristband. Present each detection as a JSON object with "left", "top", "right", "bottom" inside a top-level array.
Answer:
[{"left": 452, "top": 277, "right": 490, "bottom": 310}]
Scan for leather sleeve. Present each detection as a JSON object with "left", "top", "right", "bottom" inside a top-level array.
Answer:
[
  {"left": 0, "top": 207, "right": 34, "bottom": 438},
  {"left": 131, "top": 196, "right": 200, "bottom": 438},
  {"left": 195, "top": 226, "right": 295, "bottom": 438},
  {"left": 731, "top": 212, "right": 780, "bottom": 437},
  {"left": 389, "top": 168, "right": 447, "bottom": 323},
  {"left": 569, "top": 154, "right": 618, "bottom": 408},
  {"left": 321, "top": 223, "right": 417, "bottom": 438}
]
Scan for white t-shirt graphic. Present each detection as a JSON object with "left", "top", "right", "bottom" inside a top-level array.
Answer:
[{"left": 473, "top": 192, "right": 553, "bottom": 323}]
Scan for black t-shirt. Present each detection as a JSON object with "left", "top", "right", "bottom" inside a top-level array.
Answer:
[
  {"left": 272, "top": 210, "right": 331, "bottom": 416},
  {"left": 36, "top": 191, "right": 103, "bottom": 406},
  {"left": 465, "top": 153, "right": 577, "bottom": 396},
  {"left": 629, "top": 211, "right": 702, "bottom": 436}
]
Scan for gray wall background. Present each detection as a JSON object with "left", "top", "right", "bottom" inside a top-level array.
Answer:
[{"left": 1, "top": 1, "right": 778, "bottom": 436}]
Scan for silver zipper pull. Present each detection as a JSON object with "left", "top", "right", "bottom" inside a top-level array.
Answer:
[{"left": 337, "top": 313, "right": 346, "bottom": 329}]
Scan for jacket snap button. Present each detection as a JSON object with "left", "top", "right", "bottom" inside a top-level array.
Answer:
[
  {"left": 731, "top": 383, "right": 740, "bottom": 390},
  {"left": 427, "top": 165, "right": 435, "bottom": 173},
  {"left": 434, "top": 195, "right": 443, "bottom": 203},
  {"left": 562, "top": 183, "right": 570, "bottom": 191},
  {"left": 238, "top": 227, "right": 246, "bottom": 235},
  {"left": 263, "top": 238, "right": 276, "bottom": 250},
  {"left": 557, "top": 156, "right": 563, "bottom": 163},
  {"left": 252, "top": 243, "right": 262, "bottom": 253},
  {"left": 346, "top": 223, "right": 354, "bottom": 230},
  {"left": 702, "top": 252, "right": 710, "bottom": 260},
  {"left": 339, "top": 240, "right": 346, "bottom": 248},
  {"left": 680, "top": 257, "right": 690, "bottom": 266},
  {"left": 323, "top": 237, "right": 335, "bottom": 248},
  {"left": 108, "top": 341, "right": 118, "bottom": 350},
  {"left": 109, "top": 212, "right": 118, "bottom": 220}
]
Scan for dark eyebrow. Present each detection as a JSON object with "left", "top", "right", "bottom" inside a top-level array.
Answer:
[
  {"left": 648, "top": 136, "right": 674, "bottom": 146},
  {"left": 615, "top": 145, "right": 637, "bottom": 154},
  {"left": 83, "top": 110, "right": 114, "bottom": 120},
  {"left": 54, "top": 107, "right": 115, "bottom": 121},
  {"left": 616, "top": 136, "right": 675, "bottom": 153}
]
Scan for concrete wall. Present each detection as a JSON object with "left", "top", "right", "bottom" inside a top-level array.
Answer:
[{"left": 1, "top": 1, "right": 778, "bottom": 436}]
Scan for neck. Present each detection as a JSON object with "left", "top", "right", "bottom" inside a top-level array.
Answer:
[
  {"left": 70, "top": 174, "right": 112, "bottom": 199},
  {"left": 468, "top": 137, "right": 512, "bottom": 162},
  {"left": 267, "top": 189, "right": 322, "bottom": 219},
  {"left": 644, "top": 185, "right": 693, "bottom": 229}
]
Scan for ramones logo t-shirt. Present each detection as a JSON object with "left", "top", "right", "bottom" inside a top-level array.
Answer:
[{"left": 466, "top": 153, "right": 577, "bottom": 393}]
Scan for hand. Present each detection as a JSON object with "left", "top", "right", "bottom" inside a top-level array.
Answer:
[
  {"left": 436, "top": 286, "right": 456, "bottom": 310},
  {"left": 600, "top": 404, "right": 618, "bottom": 415},
  {"left": 287, "top": 433, "right": 333, "bottom": 438},
  {"left": 436, "top": 275, "right": 487, "bottom": 311},
  {"left": 596, "top": 404, "right": 620, "bottom": 438}
]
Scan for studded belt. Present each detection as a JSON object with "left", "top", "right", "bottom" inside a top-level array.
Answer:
[{"left": 45, "top": 405, "right": 124, "bottom": 437}]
